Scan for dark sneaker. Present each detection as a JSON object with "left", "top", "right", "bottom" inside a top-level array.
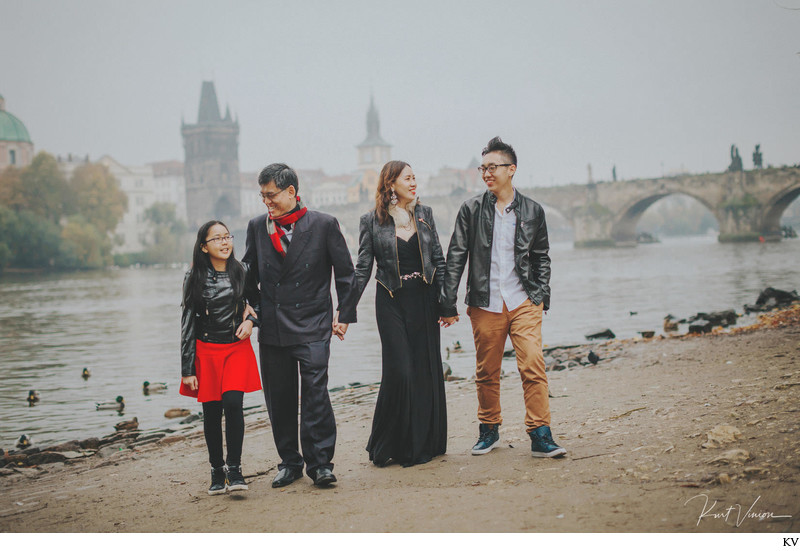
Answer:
[
  {"left": 208, "top": 466, "right": 228, "bottom": 495},
  {"left": 227, "top": 465, "right": 248, "bottom": 492},
  {"left": 529, "top": 426, "right": 566, "bottom": 458},
  {"left": 471, "top": 423, "right": 500, "bottom": 455}
]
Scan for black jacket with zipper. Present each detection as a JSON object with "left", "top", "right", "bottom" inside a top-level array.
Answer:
[
  {"left": 180, "top": 267, "right": 260, "bottom": 377},
  {"left": 440, "top": 189, "right": 551, "bottom": 317},
  {"left": 355, "top": 203, "right": 446, "bottom": 304}
]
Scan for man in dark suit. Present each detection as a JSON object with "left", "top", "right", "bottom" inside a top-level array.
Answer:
[{"left": 243, "top": 163, "right": 358, "bottom": 488}]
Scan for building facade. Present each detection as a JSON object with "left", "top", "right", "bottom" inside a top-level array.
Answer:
[{"left": 0, "top": 94, "right": 34, "bottom": 170}]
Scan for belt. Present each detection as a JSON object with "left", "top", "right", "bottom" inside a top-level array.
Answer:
[{"left": 400, "top": 271, "right": 423, "bottom": 281}]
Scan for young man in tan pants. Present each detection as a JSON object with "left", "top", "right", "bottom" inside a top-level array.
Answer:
[{"left": 440, "top": 137, "right": 565, "bottom": 458}]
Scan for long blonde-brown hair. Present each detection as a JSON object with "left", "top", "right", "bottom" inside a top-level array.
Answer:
[{"left": 375, "top": 160, "right": 411, "bottom": 225}]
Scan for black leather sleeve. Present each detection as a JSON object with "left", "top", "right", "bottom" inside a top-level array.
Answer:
[
  {"left": 180, "top": 272, "right": 197, "bottom": 377},
  {"left": 354, "top": 212, "right": 375, "bottom": 305},
  {"left": 532, "top": 210, "right": 552, "bottom": 311},
  {"left": 440, "top": 203, "right": 470, "bottom": 317},
  {"left": 428, "top": 208, "right": 447, "bottom": 304}
]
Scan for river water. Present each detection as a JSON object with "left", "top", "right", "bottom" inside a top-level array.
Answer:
[{"left": 1, "top": 235, "right": 798, "bottom": 449}]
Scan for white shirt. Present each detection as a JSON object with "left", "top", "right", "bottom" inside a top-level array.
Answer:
[{"left": 481, "top": 191, "right": 529, "bottom": 313}]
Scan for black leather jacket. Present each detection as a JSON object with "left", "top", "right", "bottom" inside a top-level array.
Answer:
[
  {"left": 355, "top": 203, "right": 446, "bottom": 300},
  {"left": 440, "top": 189, "right": 551, "bottom": 317},
  {"left": 180, "top": 268, "right": 260, "bottom": 377}
]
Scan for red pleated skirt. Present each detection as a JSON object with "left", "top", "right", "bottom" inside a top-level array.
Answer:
[{"left": 179, "top": 339, "right": 262, "bottom": 402}]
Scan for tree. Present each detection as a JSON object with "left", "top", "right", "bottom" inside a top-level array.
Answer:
[
  {"left": 17, "top": 152, "right": 70, "bottom": 223},
  {"left": 0, "top": 206, "right": 18, "bottom": 272},
  {"left": 13, "top": 210, "right": 62, "bottom": 268},
  {"left": 139, "top": 202, "right": 189, "bottom": 264},
  {"left": 69, "top": 163, "right": 128, "bottom": 234},
  {"left": 0, "top": 166, "right": 24, "bottom": 210},
  {"left": 57, "top": 215, "right": 112, "bottom": 269}
]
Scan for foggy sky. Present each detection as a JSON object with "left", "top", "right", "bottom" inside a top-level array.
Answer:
[{"left": 2, "top": 0, "right": 798, "bottom": 187}]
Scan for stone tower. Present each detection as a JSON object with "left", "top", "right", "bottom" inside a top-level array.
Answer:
[
  {"left": 356, "top": 95, "right": 391, "bottom": 198},
  {"left": 181, "top": 81, "right": 240, "bottom": 229}
]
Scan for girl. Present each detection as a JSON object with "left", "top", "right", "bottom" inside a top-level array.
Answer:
[{"left": 180, "top": 220, "right": 262, "bottom": 495}]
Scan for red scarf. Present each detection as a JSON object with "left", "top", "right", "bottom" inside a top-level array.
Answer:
[{"left": 267, "top": 196, "right": 307, "bottom": 257}]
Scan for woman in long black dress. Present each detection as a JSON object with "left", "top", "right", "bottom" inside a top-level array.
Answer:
[{"left": 354, "top": 160, "right": 447, "bottom": 467}]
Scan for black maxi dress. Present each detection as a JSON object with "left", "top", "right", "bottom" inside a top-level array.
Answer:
[{"left": 366, "top": 233, "right": 447, "bottom": 467}]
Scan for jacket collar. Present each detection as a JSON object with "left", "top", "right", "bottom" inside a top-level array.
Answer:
[{"left": 485, "top": 188, "right": 518, "bottom": 213}]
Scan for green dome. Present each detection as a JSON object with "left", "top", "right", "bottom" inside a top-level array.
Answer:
[{"left": 0, "top": 99, "right": 33, "bottom": 144}]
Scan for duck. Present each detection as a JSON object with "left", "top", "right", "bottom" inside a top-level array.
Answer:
[
  {"left": 588, "top": 350, "right": 600, "bottom": 365},
  {"left": 27, "top": 390, "right": 40, "bottom": 406},
  {"left": 82, "top": 368, "right": 91, "bottom": 379},
  {"left": 16, "top": 434, "right": 33, "bottom": 449},
  {"left": 164, "top": 408, "right": 191, "bottom": 419},
  {"left": 663, "top": 315, "right": 679, "bottom": 332},
  {"left": 114, "top": 417, "right": 139, "bottom": 432},
  {"left": 142, "top": 381, "right": 168, "bottom": 394},
  {"left": 96, "top": 396, "right": 125, "bottom": 411}
]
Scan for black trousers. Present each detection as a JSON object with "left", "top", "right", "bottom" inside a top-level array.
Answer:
[
  {"left": 202, "top": 390, "right": 245, "bottom": 468},
  {"left": 259, "top": 339, "right": 336, "bottom": 475}
]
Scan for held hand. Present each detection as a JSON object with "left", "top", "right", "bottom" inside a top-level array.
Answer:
[
  {"left": 333, "top": 322, "right": 349, "bottom": 341},
  {"left": 243, "top": 304, "right": 257, "bottom": 322},
  {"left": 439, "top": 315, "right": 459, "bottom": 328},
  {"left": 182, "top": 375, "right": 198, "bottom": 391},
  {"left": 235, "top": 320, "right": 254, "bottom": 340}
]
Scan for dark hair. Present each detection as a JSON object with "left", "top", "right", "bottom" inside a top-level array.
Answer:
[
  {"left": 183, "top": 220, "right": 245, "bottom": 311},
  {"left": 375, "top": 160, "right": 411, "bottom": 225},
  {"left": 258, "top": 163, "right": 299, "bottom": 193},
  {"left": 482, "top": 136, "right": 517, "bottom": 166}
]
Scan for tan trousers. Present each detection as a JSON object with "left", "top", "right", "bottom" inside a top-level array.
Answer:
[{"left": 467, "top": 300, "right": 551, "bottom": 432}]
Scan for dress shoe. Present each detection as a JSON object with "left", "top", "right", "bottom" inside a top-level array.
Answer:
[
  {"left": 311, "top": 467, "right": 337, "bottom": 487},
  {"left": 272, "top": 467, "right": 303, "bottom": 488}
]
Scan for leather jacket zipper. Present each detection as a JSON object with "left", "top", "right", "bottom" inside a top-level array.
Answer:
[
  {"left": 394, "top": 232, "right": 403, "bottom": 293},
  {"left": 413, "top": 215, "right": 428, "bottom": 283},
  {"left": 377, "top": 278, "right": 394, "bottom": 298},
  {"left": 232, "top": 302, "right": 239, "bottom": 340}
]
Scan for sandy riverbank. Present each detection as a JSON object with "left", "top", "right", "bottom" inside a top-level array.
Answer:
[{"left": 1, "top": 306, "right": 798, "bottom": 533}]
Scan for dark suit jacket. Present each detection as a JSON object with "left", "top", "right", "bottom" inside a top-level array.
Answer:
[{"left": 243, "top": 210, "right": 358, "bottom": 347}]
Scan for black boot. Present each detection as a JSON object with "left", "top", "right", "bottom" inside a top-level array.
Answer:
[{"left": 208, "top": 466, "right": 228, "bottom": 495}]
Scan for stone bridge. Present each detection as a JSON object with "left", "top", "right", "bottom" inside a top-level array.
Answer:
[
  {"left": 527, "top": 167, "right": 800, "bottom": 247},
  {"left": 317, "top": 167, "right": 800, "bottom": 250}
]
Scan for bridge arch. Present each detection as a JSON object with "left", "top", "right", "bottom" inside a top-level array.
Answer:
[
  {"left": 611, "top": 190, "right": 717, "bottom": 244},
  {"left": 760, "top": 181, "right": 800, "bottom": 237}
]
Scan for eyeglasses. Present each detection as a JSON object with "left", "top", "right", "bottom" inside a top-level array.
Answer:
[
  {"left": 477, "top": 164, "right": 512, "bottom": 175},
  {"left": 259, "top": 188, "right": 288, "bottom": 200},
  {"left": 205, "top": 235, "right": 234, "bottom": 244}
]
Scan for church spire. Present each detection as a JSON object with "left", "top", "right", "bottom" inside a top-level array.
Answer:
[
  {"left": 197, "top": 81, "right": 222, "bottom": 123},
  {"left": 358, "top": 94, "right": 390, "bottom": 147}
]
